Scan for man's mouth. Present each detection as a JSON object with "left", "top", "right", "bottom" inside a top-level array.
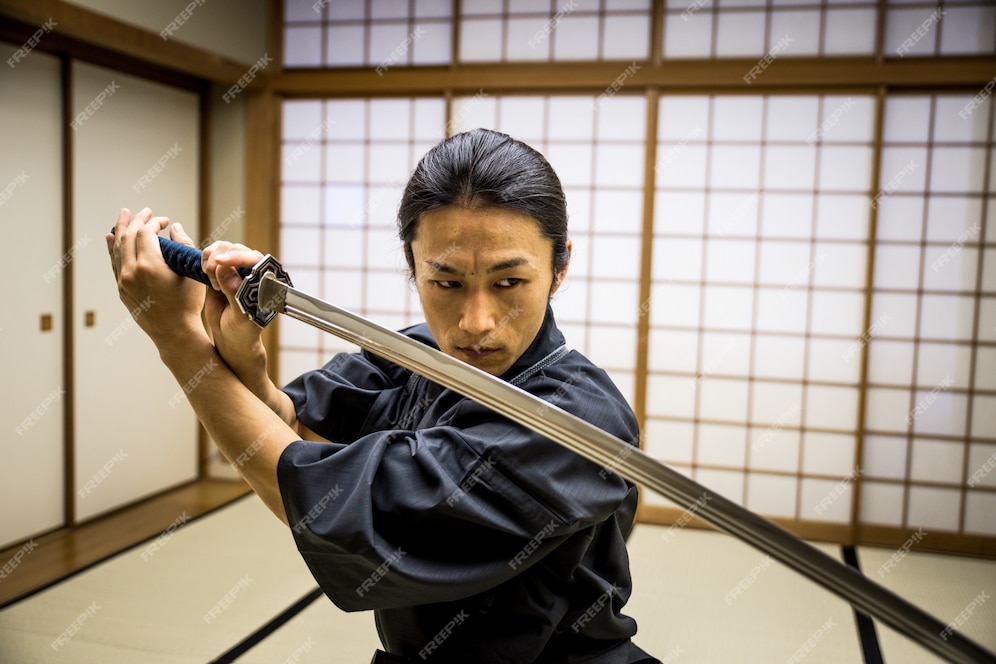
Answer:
[{"left": 457, "top": 346, "right": 498, "bottom": 360}]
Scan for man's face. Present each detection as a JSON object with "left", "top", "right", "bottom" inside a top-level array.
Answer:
[{"left": 411, "top": 206, "right": 568, "bottom": 377}]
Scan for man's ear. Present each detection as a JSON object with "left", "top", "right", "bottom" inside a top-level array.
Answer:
[{"left": 550, "top": 239, "right": 572, "bottom": 296}]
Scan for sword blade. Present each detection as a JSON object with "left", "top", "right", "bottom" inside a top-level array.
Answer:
[{"left": 258, "top": 274, "right": 993, "bottom": 664}]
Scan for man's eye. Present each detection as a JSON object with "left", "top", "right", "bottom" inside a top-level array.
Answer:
[
  {"left": 496, "top": 278, "right": 522, "bottom": 288},
  {"left": 433, "top": 280, "right": 461, "bottom": 289}
]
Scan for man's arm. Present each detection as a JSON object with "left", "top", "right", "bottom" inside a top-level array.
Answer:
[
  {"left": 199, "top": 240, "right": 326, "bottom": 441},
  {"left": 159, "top": 335, "right": 298, "bottom": 524},
  {"left": 200, "top": 331, "right": 327, "bottom": 442},
  {"left": 198, "top": 240, "right": 294, "bottom": 420},
  {"left": 106, "top": 207, "right": 298, "bottom": 522}
]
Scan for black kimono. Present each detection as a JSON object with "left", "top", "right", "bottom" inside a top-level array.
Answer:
[{"left": 279, "top": 307, "right": 642, "bottom": 663}]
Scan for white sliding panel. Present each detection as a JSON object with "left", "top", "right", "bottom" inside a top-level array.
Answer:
[
  {"left": 863, "top": 94, "right": 996, "bottom": 538},
  {"left": 646, "top": 94, "right": 876, "bottom": 529},
  {"left": 278, "top": 97, "right": 444, "bottom": 385},
  {"left": 71, "top": 62, "right": 199, "bottom": 522},
  {"left": 0, "top": 45, "right": 66, "bottom": 548}
]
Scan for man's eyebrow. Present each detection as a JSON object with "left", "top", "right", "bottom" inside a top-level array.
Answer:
[
  {"left": 424, "top": 260, "right": 458, "bottom": 275},
  {"left": 424, "top": 257, "right": 531, "bottom": 276},
  {"left": 488, "top": 257, "right": 530, "bottom": 273}
]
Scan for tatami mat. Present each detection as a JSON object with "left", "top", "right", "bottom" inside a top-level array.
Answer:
[
  {"left": 230, "top": 593, "right": 381, "bottom": 663},
  {"left": 857, "top": 546, "right": 996, "bottom": 663},
  {"left": 239, "top": 523, "right": 863, "bottom": 663},
  {"left": 0, "top": 496, "right": 317, "bottom": 663},
  {"left": 624, "top": 524, "right": 862, "bottom": 663},
  {"left": 2, "top": 494, "right": 993, "bottom": 663}
]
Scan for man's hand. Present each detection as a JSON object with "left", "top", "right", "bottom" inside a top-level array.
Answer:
[
  {"left": 200, "top": 241, "right": 268, "bottom": 373},
  {"left": 105, "top": 207, "right": 207, "bottom": 350}
]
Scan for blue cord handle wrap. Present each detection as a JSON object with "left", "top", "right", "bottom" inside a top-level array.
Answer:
[
  {"left": 111, "top": 229, "right": 250, "bottom": 285},
  {"left": 111, "top": 227, "right": 288, "bottom": 328},
  {"left": 157, "top": 235, "right": 215, "bottom": 285}
]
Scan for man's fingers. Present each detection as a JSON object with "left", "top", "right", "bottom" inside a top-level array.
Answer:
[
  {"left": 139, "top": 215, "right": 171, "bottom": 257},
  {"left": 203, "top": 243, "right": 264, "bottom": 294},
  {"left": 111, "top": 207, "right": 130, "bottom": 243},
  {"left": 215, "top": 248, "right": 265, "bottom": 270},
  {"left": 110, "top": 206, "right": 145, "bottom": 239},
  {"left": 216, "top": 264, "right": 246, "bottom": 298},
  {"left": 204, "top": 242, "right": 262, "bottom": 270},
  {"left": 201, "top": 241, "right": 233, "bottom": 291},
  {"left": 112, "top": 209, "right": 176, "bottom": 288},
  {"left": 169, "top": 222, "right": 196, "bottom": 248},
  {"left": 112, "top": 207, "right": 148, "bottom": 275},
  {"left": 215, "top": 249, "right": 264, "bottom": 298}
]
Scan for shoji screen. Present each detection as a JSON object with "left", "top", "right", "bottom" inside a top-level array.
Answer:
[
  {"left": 645, "top": 94, "right": 876, "bottom": 537},
  {"left": 458, "top": 0, "right": 651, "bottom": 62},
  {"left": 662, "top": 0, "right": 995, "bottom": 59},
  {"left": 278, "top": 98, "right": 446, "bottom": 386},
  {"left": 277, "top": 0, "right": 996, "bottom": 552},
  {"left": 862, "top": 94, "right": 996, "bottom": 540},
  {"left": 284, "top": 0, "right": 453, "bottom": 68},
  {"left": 283, "top": 0, "right": 654, "bottom": 68},
  {"left": 662, "top": 0, "right": 879, "bottom": 58},
  {"left": 883, "top": 1, "right": 996, "bottom": 57},
  {"left": 286, "top": 0, "right": 996, "bottom": 67}
]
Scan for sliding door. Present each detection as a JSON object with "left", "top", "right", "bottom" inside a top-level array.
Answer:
[
  {"left": 0, "top": 45, "right": 65, "bottom": 548},
  {"left": 71, "top": 62, "right": 200, "bottom": 521}
]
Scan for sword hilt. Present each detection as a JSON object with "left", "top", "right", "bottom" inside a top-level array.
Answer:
[
  {"left": 111, "top": 229, "right": 292, "bottom": 328},
  {"left": 157, "top": 234, "right": 247, "bottom": 286},
  {"left": 234, "top": 254, "right": 292, "bottom": 328}
]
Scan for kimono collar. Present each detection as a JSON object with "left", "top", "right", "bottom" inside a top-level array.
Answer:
[{"left": 501, "top": 305, "right": 569, "bottom": 386}]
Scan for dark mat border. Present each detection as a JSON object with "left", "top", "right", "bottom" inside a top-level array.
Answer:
[
  {"left": 209, "top": 587, "right": 324, "bottom": 663},
  {"left": 843, "top": 545, "right": 884, "bottom": 664}
]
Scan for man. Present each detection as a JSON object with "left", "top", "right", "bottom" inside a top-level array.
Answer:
[{"left": 107, "top": 128, "right": 656, "bottom": 662}]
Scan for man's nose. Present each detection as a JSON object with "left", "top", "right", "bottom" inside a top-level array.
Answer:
[{"left": 459, "top": 290, "right": 497, "bottom": 336}]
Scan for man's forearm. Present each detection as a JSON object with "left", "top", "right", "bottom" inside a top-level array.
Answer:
[
  {"left": 215, "top": 337, "right": 300, "bottom": 429},
  {"left": 159, "top": 335, "right": 298, "bottom": 523}
]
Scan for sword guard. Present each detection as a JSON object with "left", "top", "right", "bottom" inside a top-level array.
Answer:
[{"left": 235, "top": 254, "right": 292, "bottom": 328}]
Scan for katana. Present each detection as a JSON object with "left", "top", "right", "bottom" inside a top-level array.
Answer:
[{"left": 151, "top": 237, "right": 994, "bottom": 664}]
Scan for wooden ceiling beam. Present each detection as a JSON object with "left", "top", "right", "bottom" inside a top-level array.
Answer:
[
  {"left": 0, "top": 0, "right": 258, "bottom": 86},
  {"left": 273, "top": 57, "right": 996, "bottom": 97}
]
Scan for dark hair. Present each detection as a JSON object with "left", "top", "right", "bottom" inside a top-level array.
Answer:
[{"left": 398, "top": 128, "right": 570, "bottom": 282}]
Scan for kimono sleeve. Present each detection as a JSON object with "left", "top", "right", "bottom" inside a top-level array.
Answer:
[
  {"left": 282, "top": 349, "right": 410, "bottom": 444},
  {"left": 276, "top": 403, "right": 635, "bottom": 613}
]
